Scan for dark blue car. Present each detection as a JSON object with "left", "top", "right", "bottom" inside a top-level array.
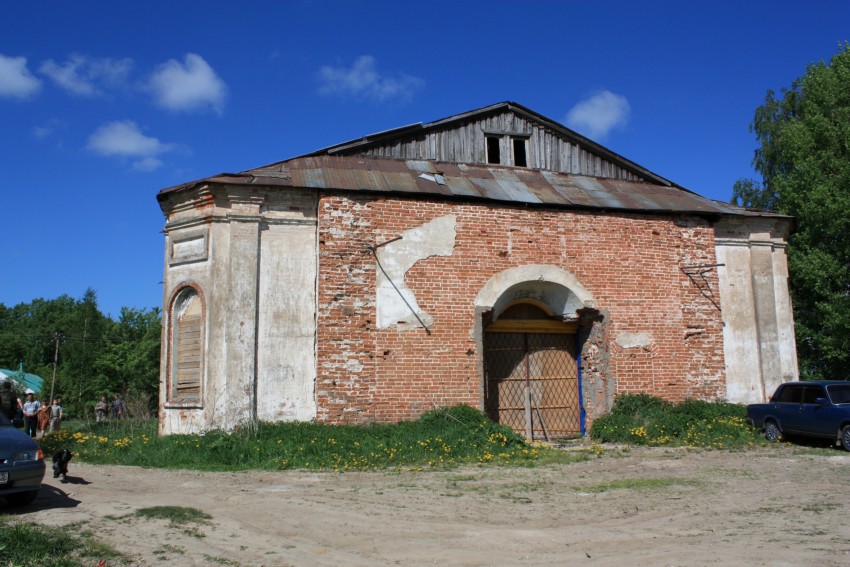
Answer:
[
  {"left": 747, "top": 381, "right": 850, "bottom": 451},
  {"left": 0, "top": 411, "right": 45, "bottom": 506}
]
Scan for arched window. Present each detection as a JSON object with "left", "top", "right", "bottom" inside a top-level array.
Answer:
[{"left": 170, "top": 287, "right": 204, "bottom": 401}]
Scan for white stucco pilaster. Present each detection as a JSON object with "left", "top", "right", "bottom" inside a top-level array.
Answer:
[{"left": 715, "top": 217, "right": 798, "bottom": 403}]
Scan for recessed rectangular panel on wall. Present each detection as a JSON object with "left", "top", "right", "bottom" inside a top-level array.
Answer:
[{"left": 169, "top": 228, "right": 209, "bottom": 266}]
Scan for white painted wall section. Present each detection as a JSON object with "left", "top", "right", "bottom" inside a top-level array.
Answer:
[
  {"left": 376, "top": 215, "right": 456, "bottom": 330},
  {"left": 256, "top": 196, "right": 318, "bottom": 422},
  {"left": 715, "top": 217, "right": 798, "bottom": 404}
]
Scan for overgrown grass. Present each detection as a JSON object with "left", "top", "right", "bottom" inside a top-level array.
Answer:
[
  {"left": 0, "top": 517, "right": 125, "bottom": 567},
  {"left": 39, "top": 405, "right": 557, "bottom": 471},
  {"left": 34, "top": 398, "right": 768, "bottom": 473},
  {"left": 589, "top": 393, "right": 762, "bottom": 449}
]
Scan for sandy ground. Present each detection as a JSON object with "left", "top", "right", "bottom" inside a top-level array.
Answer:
[{"left": 5, "top": 444, "right": 850, "bottom": 566}]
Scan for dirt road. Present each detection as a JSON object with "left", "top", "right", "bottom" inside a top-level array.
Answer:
[{"left": 9, "top": 445, "right": 850, "bottom": 566}]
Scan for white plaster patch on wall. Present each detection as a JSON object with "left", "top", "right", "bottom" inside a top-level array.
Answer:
[
  {"left": 376, "top": 215, "right": 456, "bottom": 330},
  {"left": 616, "top": 332, "right": 653, "bottom": 349},
  {"left": 169, "top": 229, "right": 208, "bottom": 265}
]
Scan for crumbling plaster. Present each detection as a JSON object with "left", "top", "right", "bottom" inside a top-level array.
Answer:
[
  {"left": 715, "top": 217, "right": 798, "bottom": 403},
  {"left": 376, "top": 215, "right": 456, "bottom": 331},
  {"left": 475, "top": 264, "right": 595, "bottom": 317},
  {"left": 159, "top": 186, "right": 319, "bottom": 435}
]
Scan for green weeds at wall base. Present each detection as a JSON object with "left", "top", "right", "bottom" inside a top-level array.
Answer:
[
  {"left": 589, "top": 393, "right": 762, "bottom": 449},
  {"left": 36, "top": 398, "right": 765, "bottom": 473},
  {"left": 39, "top": 405, "right": 549, "bottom": 471}
]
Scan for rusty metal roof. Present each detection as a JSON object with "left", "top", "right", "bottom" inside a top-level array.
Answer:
[{"left": 159, "top": 155, "right": 783, "bottom": 218}]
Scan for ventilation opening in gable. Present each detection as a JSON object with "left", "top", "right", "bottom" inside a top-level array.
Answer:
[
  {"left": 513, "top": 138, "right": 527, "bottom": 167},
  {"left": 486, "top": 136, "right": 501, "bottom": 164}
]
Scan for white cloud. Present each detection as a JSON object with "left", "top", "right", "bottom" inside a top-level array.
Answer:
[
  {"left": 565, "top": 90, "right": 631, "bottom": 140},
  {"left": 148, "top": 53, "right": 227, "bottom": 114},
  {"left": 87, "top": 120, "right": 175, "bottom": 171},
  {"left": 131, "top": 156, "right": 163, "bottom": 172},
  {"left": 0, "top": 53, "right": 41, "bottom": 99},
  {"left": 32, "top": 125, "right": 52, "bottom": 139},
  {"left": 32, "top": 119, "right": 66, "bottom": 140},
  {"left": 39, "top": 54, "right": 132, "bottom": 96},
  {"left": 318, "top": 55, "right": 423, "bottom": 102}
]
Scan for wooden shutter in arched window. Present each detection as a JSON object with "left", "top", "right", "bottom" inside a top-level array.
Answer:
[{"left": 173, "top": 290, "right": 202, "bottom": 399}]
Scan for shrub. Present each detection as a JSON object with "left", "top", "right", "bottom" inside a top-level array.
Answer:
[{"left": 590, "top": 394, "right": 760, "bottom": 448}]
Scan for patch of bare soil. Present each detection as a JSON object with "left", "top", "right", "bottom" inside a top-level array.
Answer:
[{"left": 7, "top": 445, "right": 850, "bottom": 566}]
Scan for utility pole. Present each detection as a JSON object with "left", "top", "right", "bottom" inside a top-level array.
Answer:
[{"left": 50, "top": 332, "right": 64, "bottom": 403}]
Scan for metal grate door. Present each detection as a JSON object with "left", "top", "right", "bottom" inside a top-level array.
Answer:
[{"left": 484, "top": 332, "right": 580, "bottom": 439}]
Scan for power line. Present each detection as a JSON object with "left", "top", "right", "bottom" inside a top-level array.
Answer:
[{"left": 0, "top": 331, "right": 156, "bottom": 344}]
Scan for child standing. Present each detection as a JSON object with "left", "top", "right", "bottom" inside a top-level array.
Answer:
[{"left": 49, "top": 398, "right": 63, "bottom": 432}]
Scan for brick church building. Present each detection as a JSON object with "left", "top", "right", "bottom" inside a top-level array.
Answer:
[{"left": 156, "top": 102, "right": 797, "bottom": 438}]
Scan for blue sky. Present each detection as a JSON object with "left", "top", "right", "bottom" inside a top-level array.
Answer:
[{"left": 2, "top": 1, "right": 848, "bottom": 318}]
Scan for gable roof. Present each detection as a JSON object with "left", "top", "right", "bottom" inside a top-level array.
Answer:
[{"left": 302, "top": 101, "right": 678, "bottom": 188}]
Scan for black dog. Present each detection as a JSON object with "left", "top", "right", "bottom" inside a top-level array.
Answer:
[{"left": 52, "top": 449, "right": 73, "bottom": 482}]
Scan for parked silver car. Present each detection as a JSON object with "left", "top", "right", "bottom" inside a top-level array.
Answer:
[{"left": 0, "top": 412, "right": 45, "bottom": 506}]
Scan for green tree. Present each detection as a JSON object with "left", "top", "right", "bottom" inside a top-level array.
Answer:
[
  {"left": 732, "top": 43, "right": 850, "bottom": 379},
  {"left": 730, "top": 178, "right": 778, "bottom": 211},
  {"left": 92, "top": 307, "right": 162, "bottom": 412},
  {"left": 0, "top": 291, "right": 160, "bottom": 417}
]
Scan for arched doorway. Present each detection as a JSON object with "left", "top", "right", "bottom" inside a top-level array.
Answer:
[{"left": 483, "top": 302, "right": 582, "bottom": 440}]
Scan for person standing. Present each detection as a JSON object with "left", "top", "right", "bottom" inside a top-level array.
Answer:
[
  {"left": 0, "top": 381, "right": 21, "bottom": 424},
  {"left": 95, "top": 396, "right": 109, "bottom": 422},
  {"left": 112, "top": 394, "right": 126, "bottom": 419},
  {"left": 36, "top": 399, "right": 51, "bottom": 438},
  {"left": 22, "top": 392, "right": 41, "bottom": 438},
  {"left": 49, "top": 398, "right": 63, "bottom": 432}
]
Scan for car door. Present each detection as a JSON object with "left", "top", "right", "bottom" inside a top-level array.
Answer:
[
  {"left": 773, "top": 384, "right": 804, "bottom": 432},
  {"left": 800, "top": 385, "right": 833, "bottom": 437}
]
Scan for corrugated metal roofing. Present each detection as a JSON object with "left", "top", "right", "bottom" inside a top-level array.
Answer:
[
  {"left": 159, "top": 155, "right": 783, "bottom": 218},
  {"left": 0, "top": 369, "right": 45, "bottom": 394}
]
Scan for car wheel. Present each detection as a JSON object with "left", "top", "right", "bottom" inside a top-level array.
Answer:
[
  {"left": 764, "top": 420, "right": 782, "bottom": 442},
  {"left": 5, "top": 489, "right": 39, "bottom": 506},
  {"left": 841, "top": 425, "right": 850, "bottom": 452}
]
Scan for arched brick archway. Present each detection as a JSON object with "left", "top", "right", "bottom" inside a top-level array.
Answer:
[{"left": 474, "top": 266, "right": 597, "bottom": 440}]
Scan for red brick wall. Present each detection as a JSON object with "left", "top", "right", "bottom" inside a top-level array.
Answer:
[{"left": 316, "top": 194, "right": 725, "bottom": 425}]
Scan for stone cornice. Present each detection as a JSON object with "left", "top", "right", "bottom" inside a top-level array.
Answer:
[
  {"left": 164, "top": 214, "right": 315, "bottom": 232},
  {"left": 715, "top": 237, "right": 787, "bottom": 250}
]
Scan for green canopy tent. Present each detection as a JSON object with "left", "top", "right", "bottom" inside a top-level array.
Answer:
[{"left": 0, "top": 365, "right": 45, "bottom": 395}]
